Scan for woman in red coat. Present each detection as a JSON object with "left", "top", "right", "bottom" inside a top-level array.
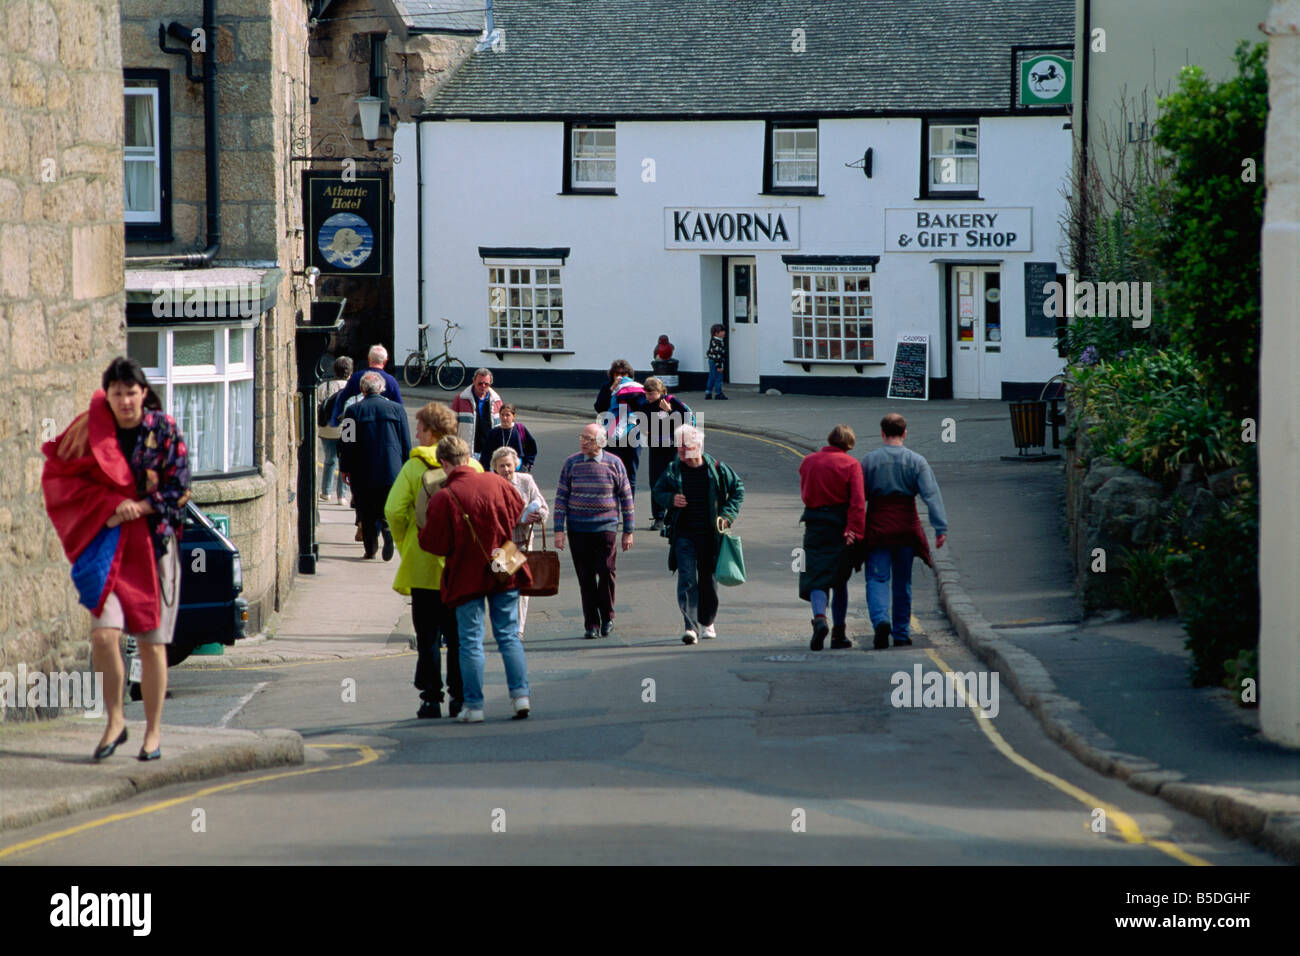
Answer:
[{"left": 42, "top": 357, "right": 192, "bottom": 761}]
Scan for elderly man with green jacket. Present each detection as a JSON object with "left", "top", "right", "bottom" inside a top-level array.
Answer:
[{"left": 652, "top": 424, "right": 744, "bottom": 645}]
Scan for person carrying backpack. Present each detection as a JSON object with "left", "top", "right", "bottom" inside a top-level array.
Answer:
[
  {"left": 384, "top": 401, "right": 483, "bottom": 719},
  {"left": 317, "top": 356, "right": 352, "bottom": 504},
  {"left": 637, "top": 376, "right": 694, "bottom": 531}
]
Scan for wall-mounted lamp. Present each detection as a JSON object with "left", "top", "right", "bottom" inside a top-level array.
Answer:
[{"left": 355, "top": 95, "right": 383, "bottom": 149}]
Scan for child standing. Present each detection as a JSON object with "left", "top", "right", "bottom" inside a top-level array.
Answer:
[{"left": 705, "top": 324, "right": 728, "bottom": 400}]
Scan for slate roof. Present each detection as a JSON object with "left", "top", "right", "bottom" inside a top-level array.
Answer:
[
  {"left": 394, "top": 0, "right": 484, "bottom": 33},
  {"left": 422, "top": 0, "right": 1074, "bottom": 118}
]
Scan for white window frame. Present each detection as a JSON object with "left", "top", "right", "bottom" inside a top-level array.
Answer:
[
  {"left": 927, "top": 123, "right": 979, "bottom": 192},
  {"left": 486, "top": 263, "right": 565, "bottom": 351},
  {"left": 790, "top": 272, "right": 875, "bottom": 361},
  {"left": 124, "top": 86, "right": 162, "bottom": 223},
  {"left": 570, "top": 124, "right": 616, "bottom": 189},
  {"left": 127, "top": 325, "right": 256, "bottom": 476},
  {"left": 772, "top": 126, "right": 818, "bottom": 188}
]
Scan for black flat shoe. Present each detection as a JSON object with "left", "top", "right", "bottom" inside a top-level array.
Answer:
[
  {"left": 93, "top": 727, "right": 128, "bottom": 761},
  {"left": 137, "top": 746, "right": 161, "bottom": 761}
]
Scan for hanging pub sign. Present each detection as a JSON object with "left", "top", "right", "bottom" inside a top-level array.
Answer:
[
  {"left": 303, "top": 170, "right": 389, "bottom": 277},
  {"left": 885, "top": 207, "right": 1032, "bottom": 252},
  {"left": 1019, "top": 53, "right": 1072, "bottom": 107}
]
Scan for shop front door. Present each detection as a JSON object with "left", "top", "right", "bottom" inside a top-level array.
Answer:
[
  {"left": 726, "top": 257, "right": 759, "bottom": 384},
  {"left": 951, "top": 265, "right": 1003, "bottom": 400}
]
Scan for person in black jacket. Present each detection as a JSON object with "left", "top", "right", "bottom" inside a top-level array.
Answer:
[
  {"left": 339, "top": 372, "right": 412, "bottom": 560},
  {"left": 637, "top": 376, "right": 693, "bottom": 530},
  {"left": 478, "top": 403, "right": 539, "bottom": 471}
]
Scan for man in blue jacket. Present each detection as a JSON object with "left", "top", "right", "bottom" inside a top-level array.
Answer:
[
  {"left": 330, "top": 344, "right": 404, "bottom": 427},
  {"left": 339, "top": 372, "right": 411, "bottom": 560}
]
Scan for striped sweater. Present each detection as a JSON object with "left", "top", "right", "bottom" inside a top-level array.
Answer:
[{"left": 553, "top": 451, "right": 635, "bottom": 533}]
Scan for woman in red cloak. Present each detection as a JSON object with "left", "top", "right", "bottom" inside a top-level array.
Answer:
[{"left": 42, "top": 357, "right": 192, "bottom": 761}]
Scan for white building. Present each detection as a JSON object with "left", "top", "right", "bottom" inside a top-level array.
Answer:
[{"left": 394, "top": 0, "right": 1074, "bottom": 399}]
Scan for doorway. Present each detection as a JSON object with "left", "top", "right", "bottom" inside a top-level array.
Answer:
[
  {"left": 951, "top": 265, "right": 1002, "bottom": 399},
  {"left": 724, "top": 256, "right": 759, "bottom": 384}
]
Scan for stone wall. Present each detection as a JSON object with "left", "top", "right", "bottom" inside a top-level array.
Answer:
[
  {"left": 118, "top": 0, "right": 313, "bottom": 636},
  {"left": 0, "top": 0, "right": 127, "bottom": 691},
  {"left": 1065, "top": 398, "right": 1247, "bottom": 611}
]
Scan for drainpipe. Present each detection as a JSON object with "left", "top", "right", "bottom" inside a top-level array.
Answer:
[
  {"left": 126, "top": 0, "right": 221, "bottom": 267},
  {"left": 416, "top": 119, "right": 424, "bottom": 347},
  {"left": 1075, "top": 0, "right": 1091, "bottom": 274}
]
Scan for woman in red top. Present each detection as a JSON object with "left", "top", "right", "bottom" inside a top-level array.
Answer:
[
  {"left": 42, "top": 357, "right": 192, "bottom": 761},
  {"left": 797, "top": 424, "right": 865, "bottom": 650}
]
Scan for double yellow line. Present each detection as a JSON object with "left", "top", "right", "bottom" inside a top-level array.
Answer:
[{"left": 0, "top": 744, "right": 378, "bottom": 861}]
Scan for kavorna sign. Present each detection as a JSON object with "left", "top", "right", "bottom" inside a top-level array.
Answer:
[{"left": 885, "top": 207, "right": 1032, "bottom": 252}]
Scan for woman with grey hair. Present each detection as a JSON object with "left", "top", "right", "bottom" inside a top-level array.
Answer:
[{"left": 491, "top": 446, "right": 549, "bottom": 639}]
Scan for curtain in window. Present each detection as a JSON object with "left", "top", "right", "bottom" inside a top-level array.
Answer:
[
  {"left": 124, "top": 161, "right": 156, "bottom": 214},
  {"left": 229, "top": 379, "right": 253, "bottom": 469},
  {"left": 174, "top": 383, "right": 222, "bottom": 474}
]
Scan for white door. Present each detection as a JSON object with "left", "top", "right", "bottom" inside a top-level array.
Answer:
[
  {"left": 727, "top": 257, "right": 759, "bottom": 384},
  {"left": 952, "top": 266, "right": 1003, "bottom": 400}
]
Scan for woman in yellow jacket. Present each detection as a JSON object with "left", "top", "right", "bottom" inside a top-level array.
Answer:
[{"left": 385, "top": 402, "right": 482, "bottom": 719}]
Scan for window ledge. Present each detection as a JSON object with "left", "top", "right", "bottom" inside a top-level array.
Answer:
[
  {"left": 783, "top": 359, "right": 885, "bottom": 373},
  {"left": 558, "top": 189, "right": 617, "bottom": 196},
  {"left": 481, "top": 348, "right": 576, "bottom": 363},
  {"left": 915, "top": 193, "right": 983, "bottom": 201},
  {"left": 191, "top": 469, "right": 269, "bottom": 505},
  {"left": 761, "top": 188, "right": 822, "bottom": 197}
]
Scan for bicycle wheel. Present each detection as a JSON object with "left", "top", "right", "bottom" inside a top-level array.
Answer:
[
  {"left": 435, "top": 357, "right": 467, "bottom": 391},
  {"left": 403, "top": 351, "right": 427, "bottom": 388}
]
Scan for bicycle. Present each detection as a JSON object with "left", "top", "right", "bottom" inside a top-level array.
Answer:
[{"left": 404, "top": 317, "right": 468, "bottom": 390}]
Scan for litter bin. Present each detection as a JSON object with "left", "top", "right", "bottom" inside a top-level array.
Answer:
[
  {"left": 651, "top": 358, "right": 679, "bottom": 389},
  {"left": 1008, "top": 400, "right": 1047, "bottom": 454}
]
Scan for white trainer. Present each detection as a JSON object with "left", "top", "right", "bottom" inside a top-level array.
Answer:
[
  {"left": 512, "top": 696, "right": 530, "bottom": 719},
  {"left": 702, "top": 624, "right": 717, "bottom": 639},
  {"left": 456, "top": 708, "right": 485, "bottom": 723},
  {"left": 681, "top": 630, "right": 698, "bottom": 645}
]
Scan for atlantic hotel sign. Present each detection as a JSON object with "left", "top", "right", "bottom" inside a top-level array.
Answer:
[{"left": 665, "top": 207, "right": 800, "bottom": 250}]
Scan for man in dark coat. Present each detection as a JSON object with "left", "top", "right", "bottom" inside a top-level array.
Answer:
[
  {"left": 329, "top": 344, "right": 403, "bottom": 427},
  {"left": 339, "top": 372, "right": 411, "bottom": 560},
  {"left": 652, "top": 425, "right": 744, "bottom": 644}
]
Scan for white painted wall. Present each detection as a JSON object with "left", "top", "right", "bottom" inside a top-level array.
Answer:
[{"left": 407, "top": 114, "right": 1071, "bottom": 387}]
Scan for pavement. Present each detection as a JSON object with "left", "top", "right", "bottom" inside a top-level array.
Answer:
[{"left": 2, "top": 382, "right": 1296, "bottom": 863}]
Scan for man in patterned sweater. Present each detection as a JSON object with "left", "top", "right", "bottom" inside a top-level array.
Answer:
[{"left": 553, "top": 422, "right": 635, "bottom": 639}]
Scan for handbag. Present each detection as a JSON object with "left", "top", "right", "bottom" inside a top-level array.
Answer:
[
  {"left": 444, "top": 488, "right": 527, "bottom": 584},
  {"left": 519, "top": 524, "right": 561, "bottom": 597},
  {"left": 714, "top": 516, "right": 746, "bottom": 587}
]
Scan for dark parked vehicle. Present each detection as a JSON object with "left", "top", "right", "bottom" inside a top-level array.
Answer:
[{"left": 126, "top": 502, "right": 249, "bottom": 696}]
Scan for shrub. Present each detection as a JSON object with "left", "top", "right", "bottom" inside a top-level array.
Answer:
[{"left": 1117, "top": 546, "right": 1175, "bottom": 619}]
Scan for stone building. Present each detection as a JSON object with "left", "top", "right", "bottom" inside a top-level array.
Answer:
[
  {"left": 0, "top": 0, "right": 129, "bottom": 691},
  {"left": 306, "top": 0, "right": 476, "bottom": 366},
  {"left": 119, "top": 0, "right": 314, "bottom": 639}
]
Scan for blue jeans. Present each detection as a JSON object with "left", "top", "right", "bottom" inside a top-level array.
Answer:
[
  {"left": 866, "top": 547, "right": 914, "bottom": 638},
  {"left": 809, "top": 586, "right": 848, "bottom": 626},
  {"left": 320, "top": 437, "right": 343, "bottom": 497},
  {"left": 455, "top": 590, "right": 530, "bottom": 710},
  {"left": 706, "top": 360, "right": 723, "bottom": 396}
]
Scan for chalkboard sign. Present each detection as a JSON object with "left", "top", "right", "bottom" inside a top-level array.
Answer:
[
  {"left": 1024, "top": 261, "right": 1059, "bottom": 337},
  {"left": 887, "top": 334, "right": 929, "bottom": 401}
]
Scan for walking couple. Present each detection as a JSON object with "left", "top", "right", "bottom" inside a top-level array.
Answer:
[{"left": 797, "top": 414, "right": 948, "bottom": 650}]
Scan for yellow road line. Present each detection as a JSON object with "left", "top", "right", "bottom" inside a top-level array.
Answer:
[
  {"left": 706, "top": 426, "right": 807, "bottom": 460},
  {"left": 0, "top": 744, "right": 379, "bottom": 861},
  {"left": 923, "top": 648, "right": 1210, "bottom": 866}
]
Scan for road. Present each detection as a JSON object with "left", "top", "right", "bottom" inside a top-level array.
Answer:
[{"left": 2, "top": 414, "right": 1277, "bottom": 864}]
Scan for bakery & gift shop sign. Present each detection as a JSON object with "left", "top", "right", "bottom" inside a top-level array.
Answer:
[
  {"left": 885, "top": 207, "right": 1032, "bottom": 252},
  {"left": 665, "top": 207, "right": 800, "bottom": 250}
]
